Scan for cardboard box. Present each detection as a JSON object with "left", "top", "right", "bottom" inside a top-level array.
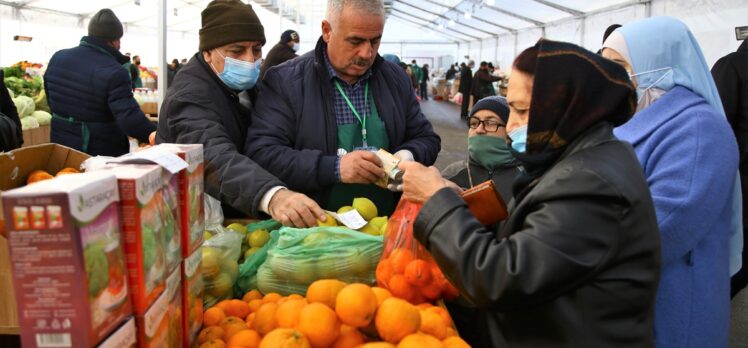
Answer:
[
  {"left": 2, "top": 172, "right": 132, "bottom": 347},
  {"left": 105, "top": 165, "right": 168, "bottom": 315},
  {"left": 165, "top": 267, "right": 183, "bottom": 348},
  {"left": 98, "top": 317, "right": 136, "bottom": 348},
  {"left": 0, "top": 143, "right": 90, "bottom": 335},
  {"left": 21, "top": 125, "right": 51, "bottom": 148},
  {"left": 159, "top": 144, "right": 204, "bottom": 258},
  {"left": 181, "top": 247, "right": 203, "bottom": 347},
  {"left": 140, "top": 102, "right": 158, "bottom": 116},
  {"left": 134, "top": 283, "right": 170, "bottom": 348}
]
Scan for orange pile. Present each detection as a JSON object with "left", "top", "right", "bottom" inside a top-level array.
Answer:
[
  {"left": 376, "top": 248, "right": 459, "bottom": 305},
  {"left": 196, "top": 280, "right": 470, "bottom": 348}
]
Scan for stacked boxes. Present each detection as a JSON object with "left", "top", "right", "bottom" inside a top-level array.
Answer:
[
  {"left": 182, "top": 247, "right": 204, "bottom": 347},
  {"left": 2, "top": 172, "right": 132, "bottom": 347}
]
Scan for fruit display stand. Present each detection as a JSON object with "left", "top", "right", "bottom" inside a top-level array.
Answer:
[{"left": 0, "top": 144, "right": 90, "bottom": 337}]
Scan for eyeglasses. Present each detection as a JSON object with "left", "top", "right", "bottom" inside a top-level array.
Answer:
[{"left": 468, "top": 117, "right": 504, "bottom": 132}]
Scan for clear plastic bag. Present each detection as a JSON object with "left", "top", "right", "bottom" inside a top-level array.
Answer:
[
  {"left": 201, "top": 223, "right": 242, "bottom": 309},
  {"left": 376, "top": 199, "right": 459, "bottom": 304},
  {"left": 204, "top": 194, "right": 229, "bottom": 235},
  {"left": 235, "top": 220, "right": 283, "bottom": 296},
  {"left": 257, "top": 226, "right": 383, "bottom": 296}
]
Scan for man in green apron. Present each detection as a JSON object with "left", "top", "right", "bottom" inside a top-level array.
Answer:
[{"left": 246, "top": 0, "right": 441, "bottom": 217}]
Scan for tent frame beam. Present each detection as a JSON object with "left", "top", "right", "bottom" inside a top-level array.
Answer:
[
  {"left": 391, "top": 9, "right": 477, "bottom": 41},
  {"left": 483, "top": 4, "right": 544, "bottom": 27},
  {"left": 418, "top": 0, "right": 515, "bottom": 33},
  {"left": 395, "top": 0, "right": 497, "bottom": 37},
  {"left": 530, "top": 0, "right": 583, "bottom": 16}
]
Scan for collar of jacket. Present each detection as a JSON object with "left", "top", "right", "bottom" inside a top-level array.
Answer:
[
  {"left": 80, "top": 36, "right": 129, "bottom": 65},
  {"left": 313, "top": 36, "right": 383, "bottom": 82},
  {"left": 194, "top": 52, "right": 259, "bottom": 103},
  {"left": 739, "top": 39, "right": 747, "bottom": 53},
  {"left": 512, "top": 122, "right": 618, "bottom": 203},
  {"left": 614, "top": 86, "right": 698, "bottom": 147}
]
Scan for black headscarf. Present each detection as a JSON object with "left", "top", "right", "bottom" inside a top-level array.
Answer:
[{"left": 512, "top": 39, "right": 636, "bottom": 195}]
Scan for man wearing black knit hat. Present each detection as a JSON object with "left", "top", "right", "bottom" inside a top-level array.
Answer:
[
  {"left": 260, "top": 29, "right": 301, "bottom": 81},
  {"left": 157, "top": 0, "right": 326, "bottom": 227},
  {"left": 44, "top": 8, "right": 156, "bottom": 156}
]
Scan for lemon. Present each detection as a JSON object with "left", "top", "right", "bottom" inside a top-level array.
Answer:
[
  {"left": 226, "top": 223, "right": 247, "bottom": 235},
  {"left": 208, "top": 272, "right": 232, "bottom": 297},
  {"left": 379, "top": 222, "right": 388, "bottom": 236},
  {"left": 201, "top": 248, "right": 221, "bottom": 279},
  {"left": 337, "top": 206, "right": 354, "bottom": 214},
  {"left": 244, "top": 247, "right": 261, "bottom": 260},
  {"left": 352, "top": 197, "right": 378, "bottom": 221},
  {"left": 247, "top": 229, "right": 270, "bottom": 248},
  {"left": 317, "top": 212, "right": 338, "bottom": 227},
  {"left": 204, "top": 231, "right": 213, "bottom": 240},
  {"left": 302, "top": 232, "right": 330, "bottom": 246},
  {"left": 369, "top": 216, "right": 388, "bottom": 229},
  {"left": 358, "top": 223, "right": 380, "bottom": 236}
]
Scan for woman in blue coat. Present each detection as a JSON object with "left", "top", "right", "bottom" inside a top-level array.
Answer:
[{"left": 602, "top": 17, "right": 741, "bottom": 348}]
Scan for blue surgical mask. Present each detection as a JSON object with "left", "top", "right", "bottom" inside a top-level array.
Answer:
[
  {"left": 212, "top": 50, "right": 261, "bottom": 91},
  {"left": 292, "top": 43, "right": 300, "bottom": 52},
  {"left": 508, "top": 124, "right": 528, "bottom": 153}
]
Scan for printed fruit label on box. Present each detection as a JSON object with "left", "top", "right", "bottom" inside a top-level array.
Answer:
[
  {"left": 182, "top": 247, "right": 203, "bottom": 347},
  {"left": 159, "top": 144, "right": 204, "bottom": 257},
  {"left": 2, "top": 172, "right": 132, "bottom": 348},
  {"left": 162, "top": 174, "right": 181, "bottom": 273},
  {"left": 112, "top": 165, "right": 166, "bottom": 315},
  {"left": 136, "top": 285, "right": 170, "bottom": 348},
  {"left": 98, "top": 318, "right": 136, "bottom": 348}
]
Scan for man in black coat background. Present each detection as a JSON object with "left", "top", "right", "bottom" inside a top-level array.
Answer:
[
  {"left": 459, "top": 60, "right": 475, "bottom": 119},
  {"left": 260, "top": 29, "right": 300, "bottom": 81}
]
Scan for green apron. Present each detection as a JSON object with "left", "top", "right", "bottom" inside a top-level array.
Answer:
[{"left": 327, "top": 82, "right": 396, "bottom": 217}]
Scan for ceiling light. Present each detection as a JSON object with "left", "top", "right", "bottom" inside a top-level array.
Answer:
[
  {"left": 464, "top": 11, "right": 472, "bottom": 19},
  {"left": 448, "top": 19, "right": 456, "bottom": 27},
  {"left": 486, "top": 0, "right": 495, "bottom": 5}
]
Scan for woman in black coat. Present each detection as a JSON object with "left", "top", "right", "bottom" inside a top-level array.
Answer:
[
  {"left": 0, "top": 70, "right": 22, "bottom": 151},
  {"left": 399, "top": 39, "right": 661, "bottom": 347}
]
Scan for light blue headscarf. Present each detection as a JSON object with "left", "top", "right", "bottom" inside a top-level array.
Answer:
[{"left": 614, "top": 16, "right": 743, "bottom": 275}]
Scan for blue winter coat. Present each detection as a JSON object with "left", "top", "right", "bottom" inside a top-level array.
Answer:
[
  {"left": 614, "top": 86, "right": 738, "bottom": 348},
  {"left": 246, "top": 38, "right": 441, "bottom": 206},
  {"left": 45, "top": 36, "right": 155, "bottom": 156}
]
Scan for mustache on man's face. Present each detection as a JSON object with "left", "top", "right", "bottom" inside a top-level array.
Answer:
[{"left": 352, "top": 57, "right": 371, "bottom": 67}]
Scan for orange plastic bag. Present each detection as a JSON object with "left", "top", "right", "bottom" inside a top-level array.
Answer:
[{"left": 376, "top": 199, "right": 459, "bottom": 304}]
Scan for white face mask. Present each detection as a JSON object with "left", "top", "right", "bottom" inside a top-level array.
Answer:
[
  {"left": 629, "top": 66, "right": 673, "bottom": 111},
  {"left": 292, "top": 43, "right": 300, "bottom": 52}
]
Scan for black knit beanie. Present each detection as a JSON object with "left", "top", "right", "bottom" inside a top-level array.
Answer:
[
  {"left": 471, "top": 96, "right": 510, "bottom": 123},
  {"left": 199, "top": 0, "right": 266, "bottom": 51},
  {"left": 88, "top": 9, "right": 123, "bottom": 41}
]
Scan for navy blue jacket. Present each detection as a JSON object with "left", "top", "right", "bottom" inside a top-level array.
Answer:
[
  {"left": 45, "top": 36, "right": 155, "bottom": 156},
  {"left": 246, "top": 38, "right": 441, "bottom": 205}
]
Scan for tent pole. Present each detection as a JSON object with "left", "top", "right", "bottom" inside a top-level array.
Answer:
[
  {"left": 494, "top": 36, "right": 499, "bottom": 64},
  {"left": 157, "top": 0, "right": 166, "bottom": 111}
]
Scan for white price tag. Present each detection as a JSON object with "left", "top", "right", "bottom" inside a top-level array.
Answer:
[
  {"left": 111, "top": 147, "right": 187, "bottom": 174},
  {"left": 327, "top": 210, "right": 368, "bottom": 230}
]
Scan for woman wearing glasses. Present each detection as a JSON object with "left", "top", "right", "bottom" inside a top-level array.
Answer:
[{"left": 442, "top": 96, "right": 520, "bottom": 201}]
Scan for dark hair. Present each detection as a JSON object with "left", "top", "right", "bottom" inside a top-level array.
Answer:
[
  {"left": 513, "top": 46, "right": 538, "bottom": 75},
  {"left": 411, "top": 60, "right": 417, "bottom": 64},
  {"left": 602, "top": 24, "right": 622, "bottom": 44}
]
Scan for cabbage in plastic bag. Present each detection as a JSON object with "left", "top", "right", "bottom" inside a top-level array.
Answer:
[
  {"left": 13, "top": 95, "right": 35, "bottom": 117},
  {"left": 257, "top": 227, "right": 383, "bottom": 296},
  {"left": 31, "top": 110, "right": 51, "bottom": 126}
]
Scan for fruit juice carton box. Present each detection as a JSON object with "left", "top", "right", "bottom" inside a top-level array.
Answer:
[
  {"left": 181, "top": 247, "right": 204, "bottom": 347},
  {"left": 134, "top": 281, "right": 170, "bottom": 348},
  {"left": 162, "top": 174, "right": 182, "bottom": 274},
  {"left": 105, "top": 165, "right": 168, "bottom": 315},
  {"left": 98, "top": 317, "right": 136, "bottom": 348},
  {"left": 2, "top": 172, "right": 132, "bottom": 347},
  {"left": 156, "top": 144, "right": 204, "bottom": 258},
  {"left": 165, "top": 266, "right": 183, "bottom": 348}
]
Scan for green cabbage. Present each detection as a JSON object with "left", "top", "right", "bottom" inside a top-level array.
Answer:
[
  {"left": 20, "top": 116, "right": 39, "bottom": 130},
  {"left": 13, "top": 95, "right": 35, "bottom": 117},
  {"left": 7, "top": 88, "right": 13, "bottom": 99},
  {"left": 31, "top": 111, "right": 51, "bottom": 126}
]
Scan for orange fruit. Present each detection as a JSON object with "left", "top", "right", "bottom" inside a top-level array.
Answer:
[
  {"left": 275, "top": 299, "right": 307, "bottom": 328},
  {"left": 330, "top": 325, "right": 365, "bottom": 348},
  {"left": 419, "top": 309, "right": 448, "bottom": 339},
  {"left": 243, "top": 290, "right": 263, "bottom": 303},
  {"left": 375, "top": 298, "right": 421, "bottom": 343},
  {"left": 199, "top": 339, "right": 226, "bottom": 348},
  {"left": 358, "top": 343, "right": 396, "bottom": 348},
  {"left": 56, "top": 167, "right": 79, "bottom": 176},
  {"left": 248, "top": 299, "right": 263, "bottom": 313},
  {"left": 286, "top": 294, "right": 304, "bottom": 301},
  {"left": 259, "top": 328, "right": 310, "bottom": 348},
  {"left": 262, "top": 292, "right": 283, "bottom": 304},
  {"left": 419, "top": 281, "right": 443, "bottom": 301},
  {"left": 335, "top": 284, "right": 378, "bottom": 328},
  {"left": 404, "top": 260, "right": 433, "bottom": 287},
  {"left": 26, "top": 170, "right": 53, "bottom": 185},
  {"left": 225, "top": 299, "right": 251, "bottom": 319},
  {"left": 250, "top": 302, "right": 279, "bottom": 336},
  {"left": 425, "top": 307, "right": 453, "bottom": 328},
  {"left": 198, "top": 326, "right": 225, "bottom": 344},
  {"left": 396, "top": 333, "right": 444, "bottom": 347},
  {"left": 442, "top": 336, "right": 470, "bottom": 348},
  {"left": 376, "top": 259, "right": 394, "bottom": 284},
  {"left": 371, "top": 287, "right": 392, "bottom": 306},
  {"left": 245, "top": 313, "right": 256, "bottom": 328},
  {"left": 297, "top": 303, "right": 340, "bottom": 348},
  {"left": 216, "top": 300, "right": 233, "bottom": 312},
  {"left": 387, "top": 274, "right": 414, "bottom": 302},
  {"left": 416, "top": 303, "right": 433, "bottom": 310},
  {"left": 445, "top": 327, "right": 457, "bottom": 338},
  {"left": 204, "top": 307, "right": 227, "bottom": 327},
  {"left": 306, "top": 279, "right": 347, "bottom": 309},
  {"left": 227, "top": 329, "right": 261, "bottom": 348},
  {"left": 388, "top": 249, "right": 414, "bottom": 274},
  {"left": 220, "top": 316, "right": 248, "bottom": 339}
]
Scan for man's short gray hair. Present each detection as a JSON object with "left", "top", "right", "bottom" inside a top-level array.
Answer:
[{"left": 326, "top": 0, "right": 385, "bottom": 25}]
